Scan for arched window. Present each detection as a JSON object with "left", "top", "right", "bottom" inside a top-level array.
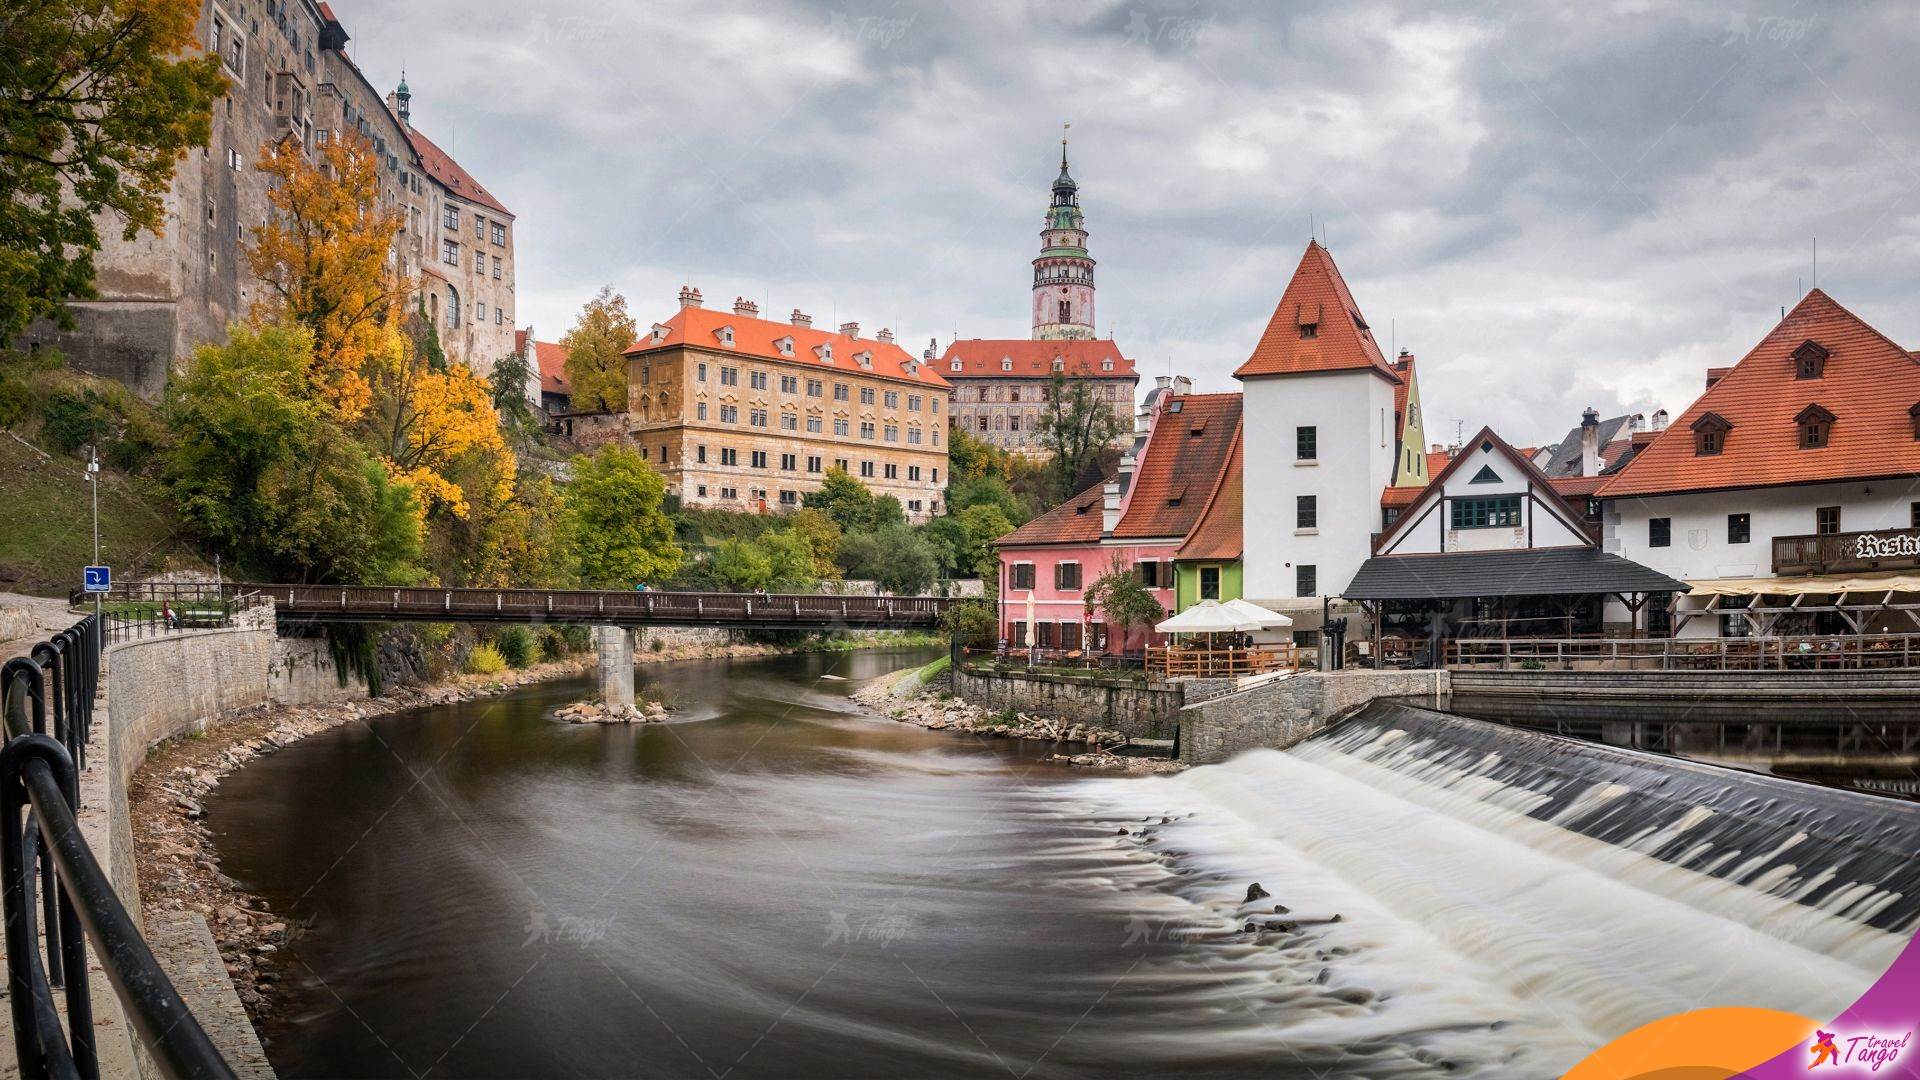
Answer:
[
  {"left": 445, "top": 284, "right": 460, "bottom": 329},
  {"left": 1058, "top": 300, "right": 1070, "bottom": 322}
]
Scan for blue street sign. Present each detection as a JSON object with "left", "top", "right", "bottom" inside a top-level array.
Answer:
[{"left": 83, "top": 566, "right": 111, "bottom": 593}]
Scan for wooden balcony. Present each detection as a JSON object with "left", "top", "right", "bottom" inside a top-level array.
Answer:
[{"left": 1773, "top": 529, "right": 1920, "bottom": 575}]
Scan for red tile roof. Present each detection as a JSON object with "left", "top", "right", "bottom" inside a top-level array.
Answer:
[
  {"left": 1380, "top": 484, "right": 1424, "bottom": 510},
  {"left": 406, "top": 127, "right": 513, "bottom": 217},
  {"left": 997, "top": 480, "right": 1109, "bottom": 548},
  {"left": 1234, "top": 241, "right": 1401, "bottom": 382},
  {"left": 1112, "top": 394, "right": 1243, "bottom": 540},
  {"left": 626, "top": 305, "right": 951, "bottom": 390},
  {"left": 1549, "top": 475, "right": 1607, "bottom": 497},
  {"left": 938, "top": 339, "right": 1136, "bottom": 380},
  {"left": 534, "top": 340, "right": 569, "bottom": 396},
  {"left": 1175, "top": 423, "right": 1242, "bottom": 561},
  {"left": 1599, "top": 290, "right": 1920, "bottom": 498}
]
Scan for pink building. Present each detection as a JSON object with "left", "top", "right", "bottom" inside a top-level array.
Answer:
[{"left": 995, "top": 393, "right": 1243, "bottom": 654}]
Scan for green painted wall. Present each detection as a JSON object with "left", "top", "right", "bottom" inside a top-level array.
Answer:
[{"left": 1174, "top": 560, "right": 1243, "bottom": 611}]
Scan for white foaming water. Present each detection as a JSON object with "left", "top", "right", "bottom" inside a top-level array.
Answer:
[{"left": 1064, "top": 719, "right": 1907, "bottom": 1078}]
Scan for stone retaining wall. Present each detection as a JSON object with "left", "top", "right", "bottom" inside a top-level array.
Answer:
[
  {"left": 1179, "top": 670, "right": 1450, "bottom": 764},
  {"left": 951, "top": 667, "right": 1184, "bottom": 739}
]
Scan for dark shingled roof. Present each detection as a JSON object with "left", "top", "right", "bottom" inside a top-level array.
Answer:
[{"left": 1341, "top": 548, "right": 1690, "bottom": 600}]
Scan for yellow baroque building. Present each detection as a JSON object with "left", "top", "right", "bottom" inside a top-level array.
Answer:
[{"left": 624, "top": 289, "right": 952, "bottom": 520}]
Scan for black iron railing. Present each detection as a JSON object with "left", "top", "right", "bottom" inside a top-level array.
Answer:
[{"left": 1, "top": 616, "right": 234, "bottom": 1079}]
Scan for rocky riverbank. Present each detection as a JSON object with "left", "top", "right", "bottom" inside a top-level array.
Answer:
[
  {"left": 853, "top": 666, "right": 1186, "bottom": 775},
  {"left": 129, "top": 653, "right": 597, "bottom": 1023}
]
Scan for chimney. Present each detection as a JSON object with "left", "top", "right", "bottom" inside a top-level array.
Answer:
[
  {"left": 839, "top": 321, "right": 860, "bottom": 339},
  {"left": 875, "top": 327, "right": 894, "bottom": 344},
  {"left": 790, "top": 309, "right": 812, "bottom": 328},
  {"left": 1579, "top": 407, "right": 1601, "bottom": 477},
  {"left": 1171, "top": 375, "right": 1193, "bottom": 396},
  {"left": 1103, "top": 451, "right": 1136, "bottom": 533},
  {"left": 732, "top": 296, "right": 759, "bottom": 318},
  {"left": 677, "top": 285, "right": 703, "bottom": 309},
  {"left": 1628, "top": 413, "right": 1645, "bottom": 433},
  {"left": 923, "top": 338, "right": 937, "bottom": 362},
  {"left": 1155, "top": 375, "right": 1171, "bottom": 391},
  {"left": 1651, "top": 408, "right": 1669, "bottom": 432}
]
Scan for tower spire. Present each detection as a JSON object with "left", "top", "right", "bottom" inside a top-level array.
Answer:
[
  {"left": 1061, "top": 121, "right": 1070, "bottom": 170},
  {"left": 1034, "top": 131, "right": 1094, "bottom": 341}
]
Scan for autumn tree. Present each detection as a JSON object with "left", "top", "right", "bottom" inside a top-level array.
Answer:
[
  {"left": 0, "top": 0, "right": 225, "bottom": 337},
  {"left": 562, "top": 286, "right": 636, "bottom": 412},
  {"left": 248, "top": 133, "right": 408, "bottom": 419},
  {"left": 562, "top": 444, "right": 681, "bottom": 587},
  {"left": 1087, "top": 553, "right": 1164, "bottom": 653},
  {"left": 1038, "top": 372, "right": 1126, "bottom": 501}
]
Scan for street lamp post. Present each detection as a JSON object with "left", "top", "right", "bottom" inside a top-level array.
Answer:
[{"left": 87, "top": 446, "right": 101, "bottom": 621}]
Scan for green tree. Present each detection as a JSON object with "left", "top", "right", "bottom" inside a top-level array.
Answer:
[
  {"left": 1086, "top": 554, "right": 1164, "bottom": 652},
  {"left": 805, "top": 467, "right": 903, "bottom": 533},
  {"left": 939, "top": 598, "right": 999, "bottom": 646},
  {"left": 948, "top": 475, "right": 1030, "bottom": 525},
  {"left": 837, "top": 525, "right": 938, "bottom": 595},
  {"left": 563, "top": 444, "right": 681, "bottom": 587},
  {"left": 1039, "top": 373, "right": 1127, "bottom": 501},
  {"left": 487, "top": 347, "right": 539, "bottom": 439},
  {"left": 164, "top": 323, "right": 423, "bottom": 584},
  {"left": 0, "top": 0, "right": 226, "bottom": 338},
  {"left": 955, "top": 504, "right": 1015, "bottom": 579},
  {"left": 783, "top": 507, "right": 843, "bottom": 579},
  {"left": 709, "top": 529, "right": 819, "bottom": 592},
  {"left": 561, "top": 286, "right": 636, "bottom": 413},
  {"left": 946, "top": 423, "right": 1010, "bottom": 485},
  {"left": 919, "top": 515, "right": 968, "bottom": 578}
]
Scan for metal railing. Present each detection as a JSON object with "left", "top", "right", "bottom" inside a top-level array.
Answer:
[
  {"left": 1, "top": 616, "right": 234, "bottom": 1079},
  {"left": 68, "top": 582, "right": 259, "bottom": 644},
  {"left": 1444, "top": 633, "right": 1920, "bottom": 671},
  {"left": 958, "top": 645, "right": 1146, "bottom": 676}
]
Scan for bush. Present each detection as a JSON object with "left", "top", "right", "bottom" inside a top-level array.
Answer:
[
  {"left": 464, "top": 643, "right": 506, "bottom": 675},
  {"left": 495, "top": 626, "right": 536, "bottom": 668}
]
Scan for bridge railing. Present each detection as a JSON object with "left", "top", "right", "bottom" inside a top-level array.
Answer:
[
  {"left": 233, "top": 583, "right": 952, "bottom": 626},
  {"left": 1, "top": 616, "right": 234, "bottom": 1079}
]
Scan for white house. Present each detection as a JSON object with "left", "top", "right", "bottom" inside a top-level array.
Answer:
[
  {"left": 1599, "top": 289, "right": 1920, "bottom": 639},
  {"left": 1236, "top": 242, "right": 1425, "bottom": 639},
  {"left": 1343, "top": 428, "right": 1685, "bottom": 658}
]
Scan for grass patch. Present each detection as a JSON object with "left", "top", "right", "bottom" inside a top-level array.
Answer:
[{"left": 0, "top": 435, "right": 207, "bottom": 596}]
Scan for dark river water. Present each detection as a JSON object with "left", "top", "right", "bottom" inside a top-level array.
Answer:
[{"left": 209, "top": 649, "right": 1902, "bottom": 1079}]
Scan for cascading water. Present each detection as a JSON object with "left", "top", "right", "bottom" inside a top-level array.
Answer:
[{"left": 1074, "top": 700, "right": 1918, "bottom": 1076}]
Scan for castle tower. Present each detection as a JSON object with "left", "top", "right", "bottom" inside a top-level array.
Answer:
[{"left": 1032, "top": 135, "right": 1095, "bottom": 340}]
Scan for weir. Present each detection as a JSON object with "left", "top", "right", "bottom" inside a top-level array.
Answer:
[{"left": 1112, "top": 701, "right": 1920, "bottom": 1056}]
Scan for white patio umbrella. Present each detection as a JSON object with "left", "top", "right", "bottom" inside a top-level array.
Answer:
[
  {"left": 1222, "top": 597, "right": 1293, "bottom": 628},
  {"left": 1155, "top": 599, "right": 1259, "bottom": 634}
]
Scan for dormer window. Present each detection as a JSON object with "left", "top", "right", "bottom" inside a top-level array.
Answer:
[
  {"left": 1166, "top": 485, "right": 1186, "bottom": 507},
  {"left": 854, "top": 350, "right": 873, "bottom": 369},
  {"left": 714, "top": 324, "right": 735, "bottom": 347},
  {"left": 1101, "top": 358, "right": 1114, "bottom": 371},
  {"left": 649, "top": 323, "right": 670, "bottom": 345},
  {"left": 950, "top": 359, "right": 962, "bottom": 372},
  {"left": 1691, "top": 411, "right": 1733, "bottom": 456},
  {"left": 1793, "top": 340, "right": 1830, "bottom": 379},
  {"left": 1298, "top": 322, "right": 1318, "bottom": 339},
  {"left": 1052, "top": 357, "right": 1065, "bottom": 372},
  {"left": 813, "top": 343, "right": 833, "bottom": 363},
  {"left": 1001, "top": 357, "right": 1012, "bottom": 371},
  {"left": 902, "top": 359, "right": 917, "bottom": 376},
  {"left": 774, "top": 335, "right": 794, "bottom": 357},
  {"left": 1796, "top": 403, "right": 1835, "bottom": 449}
]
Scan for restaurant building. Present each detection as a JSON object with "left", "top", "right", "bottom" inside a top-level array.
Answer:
[
  {"left": 1597, "top": 289, "right": 1920, "bottom": 640},
  {"left": 623, "top": 289, "right": 951, "bottom": 520},
  {"left": 1343, "top": 427, "right": 1687, "bottom": 664}
]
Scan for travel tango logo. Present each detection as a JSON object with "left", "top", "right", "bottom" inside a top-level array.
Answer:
[{"left": 1808, "top": 1028, "right": 1911, "bottom": 1071}]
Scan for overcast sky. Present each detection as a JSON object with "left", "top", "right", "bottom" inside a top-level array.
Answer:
[{"left": 347, "top": 0, "right": 1920, "bottom": 449}]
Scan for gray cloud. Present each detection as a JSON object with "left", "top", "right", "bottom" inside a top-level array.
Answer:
[{"left": 344, "top": 0, "right": 1920, "bottom": 447}]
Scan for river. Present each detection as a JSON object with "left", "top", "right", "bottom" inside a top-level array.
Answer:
[{"left": 208, "top": 648, "right": 1905, "bottom": 1079}]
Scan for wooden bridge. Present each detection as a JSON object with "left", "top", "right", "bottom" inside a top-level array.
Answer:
[{"left": 91, "top": 582, "right": 957, "bottom": 632}]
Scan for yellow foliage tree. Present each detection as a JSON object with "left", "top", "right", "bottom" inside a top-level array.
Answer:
[
  {"left": 374, "top": 351, "right": 515, "bottom": 520},
  {"left": 562, "top": 286, "right": 637, "bottom": 413},
  {"left": 248, "top": 133, "right": 408, "bottom": 420}
]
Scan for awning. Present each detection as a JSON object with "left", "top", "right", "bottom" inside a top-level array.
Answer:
[
  {"left": 1683, "top": 570, "right": 1920, "bottom": 598},
  {"left": 1342, "top": 547, "right": 1690, "bottom": 600},
  {"left": 1222, "top": 598, "right": 1293, "bottom": 628},
  {"left": 1156, "top": 600, "right": 1265, "bottom": 634}
]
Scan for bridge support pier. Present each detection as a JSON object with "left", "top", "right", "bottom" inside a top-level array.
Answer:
[{"left": 596, "top": 625, "right": 634, "bottom": 707}]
